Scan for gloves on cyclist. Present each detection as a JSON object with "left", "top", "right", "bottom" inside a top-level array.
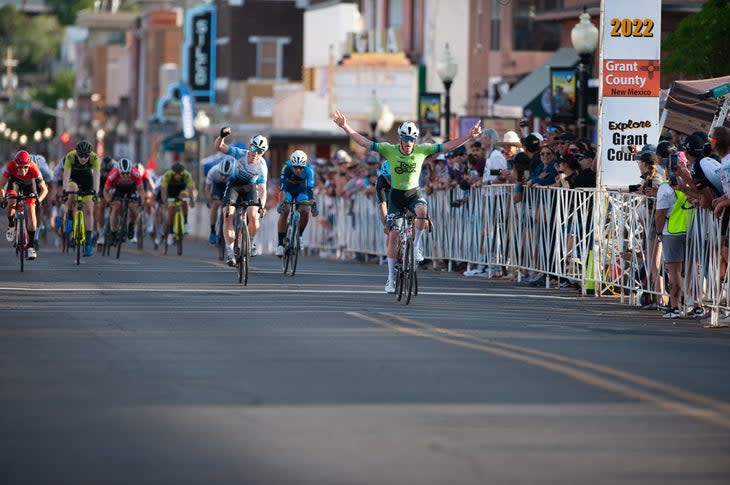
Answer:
[{"left": 220, "top": 126, "right": 231, "bottom": 138}]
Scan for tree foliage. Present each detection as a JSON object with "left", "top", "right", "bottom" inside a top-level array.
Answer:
[
  {"left": 0, "top": 6, "right": 64, "bottom": 74},
  {"left": 46, "top": 0, "right": 95, "bottom": 26},
  {"left": 663, "top": 0, "right": 730, "bottom": 78}
]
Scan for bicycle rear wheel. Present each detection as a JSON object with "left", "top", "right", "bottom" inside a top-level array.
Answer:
[
  {"left": 282, "top": 216, "right": 293, "bottom": 274},
  {"left": 136, "top": 212, "right": 144, "bottom": 250},
  {"left": 396, "top": 243, "right": 405, "bottom": 302}
]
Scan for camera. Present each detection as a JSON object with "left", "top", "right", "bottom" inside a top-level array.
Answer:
[
  {"left": 489, "top": 169, "right": 501, "bottom": 176},
  {"left": 628, "top": 184, "right": 641, "bottom": 192}
]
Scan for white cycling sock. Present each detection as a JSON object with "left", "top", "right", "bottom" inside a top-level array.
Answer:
[
  {"left": 387, "top": 257, "right": 396, "bottom": 281},
  {"left": 227, "top": 242, "right": 234, "bottom": 253},
  {"left": 414, "top": 228, "right": 423, "bottom": 248}
]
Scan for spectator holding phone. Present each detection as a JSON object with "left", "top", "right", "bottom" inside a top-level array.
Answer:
[{"left": 481, "top": 128, "right": 508, "bottom": 186}]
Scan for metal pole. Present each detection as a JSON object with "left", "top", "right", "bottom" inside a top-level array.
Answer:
[
  {"left": 443, "top": 80, "right": 452, "bottom": 140},
  {"left": 577, "top": 53, "right": 591, "bottom": 140}
]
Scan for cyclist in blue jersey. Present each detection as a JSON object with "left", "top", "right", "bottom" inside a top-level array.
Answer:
[
  {"left": 334, "top": 109, "right": 481, "bottom": 293},
  {"left": 204, "top": 157, "right": 234, "bottom": 244},
  {"left": 275, "top": 149, "right": 317, "bottom": 257},
  {"left": 214, "top": 127, "right": 268, "bottom": 265}
]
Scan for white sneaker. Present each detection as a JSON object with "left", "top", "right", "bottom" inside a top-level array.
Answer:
[
  {"left": 385, "top": 279, "right": 396, "bottom": 294},
  {"left": 6, "top": 227, "right": 14, "bottom": 242},
  {"left": 414, "top": 246, "right": 424, "bottom": 263},
  {"left": 250, "top": 242, "right": 258, "bottom": 257},
  {"left": 130, "top": 235, "right": 138, "bottom": 244},
  {"left": 184, "top": 223, "right": 191, "bottom": 234},
  {"left": 97, "top": 233, "right": 105, "bottom": 245},
  {"left": 275, "top": 244, "right": 284, "bottom": 257},
  {"left": 226, "top": 249, "right": 237, "bottom": 267},
  {"left": 154, "top": 235, "right": 161, "bottom": 247},
  {"left": 26, "top": 247, "right": 37, "bottom": 260},
  {"left": 167, "top": 234, "right": 174, "bottom": 245}
]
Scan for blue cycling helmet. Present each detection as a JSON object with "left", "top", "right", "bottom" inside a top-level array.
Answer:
[{"left": 379, "top": 160, "right": 391, "bottom": 179}]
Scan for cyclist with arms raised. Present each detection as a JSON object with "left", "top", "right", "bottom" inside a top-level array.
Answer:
[
  {"left": 0, "top": 150, "right": 49, "bottom": 260},
  {"left": 62, "top": 140, "right": 100, "bottom": 257},
  {"left": 275, "top": 149, "right": 316, "bottom": 257},
  {"left": 214, "top": 127, "right": 268, "bottom": 265},
  {"left": 333, "top": 110, "right": 482, "bottom": 293}
]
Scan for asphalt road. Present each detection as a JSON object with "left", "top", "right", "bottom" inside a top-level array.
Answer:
[{"left": 1, "top": 238, "right": 729, "bottom": 484}]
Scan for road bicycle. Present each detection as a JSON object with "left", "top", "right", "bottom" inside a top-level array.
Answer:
[
  {"left": 164, "top": 199, "right": 185, "bottom": 256},
  {"left": 1, "top": 192, "right": 36, "bottom": 272},
  {"left": 112, "top": 193, "right": 138, "bottom": 259},
  {"left": 134, "top": 207, "right": 145, "bottom": 250},
  {"left": 214, "top": 205, "right": 226, "bottom": 261},
  {"left": 393, "top": 212, "right": 427, "bottom": 305},
  {"left": 231, "top": 198, "right": 262, "bottom": 285},
  {"left": 63, "top": 189, "right": 96, "bottom": 265},
  {"left": 281, "top": 200, "right": 314, "bottom": 276},
  {"left": 99, "top": 205, "right": 113, "bottom": 257}
]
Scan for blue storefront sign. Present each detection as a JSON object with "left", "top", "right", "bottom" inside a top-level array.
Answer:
[{"left": 182, "top": 3, "right": 217, "bottom": 104}]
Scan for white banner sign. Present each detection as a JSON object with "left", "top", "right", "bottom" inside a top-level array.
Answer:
[{"left": 597, "top": 0, "right": 662, "bottom": 187}]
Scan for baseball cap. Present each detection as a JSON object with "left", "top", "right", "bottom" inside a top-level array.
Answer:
[{"left": 522, "top": 134, "right": 542, "bottom": 152}]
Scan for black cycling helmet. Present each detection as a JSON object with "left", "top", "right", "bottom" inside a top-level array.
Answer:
[
  {"left": 656, "top": 141, "right": 677, "bottom": 158},
  {"left": 75, "top": 140, "right": 93, "bottom": 158},
  {"left": 171, "top": 162, "right": 185, "bottom": 174}
]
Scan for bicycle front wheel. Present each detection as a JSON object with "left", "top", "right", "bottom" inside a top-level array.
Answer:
[
  {"left": 405, "top": 238, "right": 416, "bottom": 305},
  {"left": 17, "top": 217, "right": 25, "bottom": 272},
  {"left": 290, "top": 221, "right": 300, "bottom": 276},
  {"left": 74, "top": 215, "right": 82, "bottom": 265},
  {"left": 238, "top": 223, "right": 250, "bottom": 285},
  {"left": 176, "top": 211, "right": 184, "bottom": 256}
]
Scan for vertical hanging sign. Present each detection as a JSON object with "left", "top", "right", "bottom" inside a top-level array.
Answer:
[
  {"left": 182, "top": 3, "right": 217, "bottom": 104},
  {"left": 597, "top": 0, "right": 661, "bottom": 187}
]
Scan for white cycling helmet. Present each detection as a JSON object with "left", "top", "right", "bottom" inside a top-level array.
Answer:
[
  {"left": 219, "top": 158, "right": 233, "bottom": 176},
  {"left": 249, "top": 135, "right": 269, "bottom": 153},
  {"left": 31, "top": 154, "right": 46, "bottom": 166},
  {"left": 118, "top": 158, "right": 132, "bottom": 174},
  {"left": 290, "top": 150, "right": 308, "bottom": 167},
  {"left": 398, "top": 121, "right": 419, "bottom": 139}
]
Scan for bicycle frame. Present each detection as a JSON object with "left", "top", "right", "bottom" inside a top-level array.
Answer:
[
  {"left": 232, "top": 199, "right": 262, "bottom": 285},
  {"left": 282, "top": 200, "right": 313, "bottom": 276},
  {"left": 63, "top": 190, "right": 94, "bottom": 265},
  {"left": 393, "top": 213, "right": 418, "bottom": 304},
  {"left": 164, "top": 199, "right": 185, "bottom": 256},
  {"left": 4, "top": 193, "right": 35, "bottom": 272}
]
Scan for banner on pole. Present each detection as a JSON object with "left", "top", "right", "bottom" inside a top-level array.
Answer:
[{"left": 597, "top": 0, "right": 661, "bottom": 187}]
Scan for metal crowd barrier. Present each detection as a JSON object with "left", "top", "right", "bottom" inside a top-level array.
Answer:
[{"left": 252, "top": 185, "right": 728, "bottom": 326}]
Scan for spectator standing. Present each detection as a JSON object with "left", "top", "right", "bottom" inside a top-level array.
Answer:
[
  {"left": 468, "top": 140, "right": 486, "bottom": 177},
  {"left": 654, "top": 158, "right": 694, "bottom": 319},
  {"left": 527, "top": 145, "right": 559, "bottom": 187},
  {"left": 522, "top": 132, "right": 543, "bottom": 172},
  {"left": 711, "top": 127, "right": 730, "bottom": 300},
  {"left": 481, "top": 128, "right": 508, "bottom": 186}
]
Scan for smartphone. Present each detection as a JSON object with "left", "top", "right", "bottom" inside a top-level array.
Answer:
[{"left": 489, "top": 169, "right": 501, "bottom": 176}]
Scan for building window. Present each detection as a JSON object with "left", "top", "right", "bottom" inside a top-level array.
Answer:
[
  {"left": 248, "top": 36, "right": 291, "bottom": 80},
  {"left": 388, "top": 0, "right": 403, "bottom": 28},
  {"left": 512, "top": 0, "right": 562, "bottom": 51},
  {"left": 490, "top": 0, "right": 500, "bottom": 51}
]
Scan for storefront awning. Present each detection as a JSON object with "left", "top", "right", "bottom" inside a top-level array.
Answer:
[
  {"left": 494, "top": 47, "right": 580, "bottom": 119},
  {"left": 663, "top": 75, "right": 730, "bottom": 135}
]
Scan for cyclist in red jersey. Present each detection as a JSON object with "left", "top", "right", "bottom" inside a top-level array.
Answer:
[
  {"left": 0, "top": 150, "right": 49, "bottom": 259},
  {"left": 103, "top": 158, "right": 145, "bottom": 243}
]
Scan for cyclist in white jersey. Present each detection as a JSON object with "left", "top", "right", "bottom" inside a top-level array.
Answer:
[{"left": 333, "top": 110, "right": 482, "bottom": 293}]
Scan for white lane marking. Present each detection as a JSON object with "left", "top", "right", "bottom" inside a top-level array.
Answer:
[{"left": 0, "top": 287, "right": 578, "bottom": 300}]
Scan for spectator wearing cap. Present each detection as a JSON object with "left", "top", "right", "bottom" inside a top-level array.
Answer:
[
  {"left": 480, "top": 128, "right": 508, "bottom": 186},
  {"left": 522, "top": 132, "right": 543, "bottom": 172},
  {"left": 573, "top": 148, "right": 597, "bottom": 187},
  {"left": 554, "top": 154, "right": 581, "bottom": 189},
  {"left": 446, "top": 145, "right": 468, "bottom": 186},
  {"left": 677, "top": 133, "right": 722, "bottom": 209},
  {"left": 431, "top": 153, "right": 451, "bottom": 192}
]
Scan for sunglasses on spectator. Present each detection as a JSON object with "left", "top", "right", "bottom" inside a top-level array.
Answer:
[
  {"left": 400, "top": 135, "right": 416, "bottom": 143},
  {"left": 540, "top": 151, "right": 554, "bottom": 156}
]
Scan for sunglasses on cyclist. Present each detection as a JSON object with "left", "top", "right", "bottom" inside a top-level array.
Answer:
[{"left": 400, "top": 135, "right": 416, "bottom": 143}]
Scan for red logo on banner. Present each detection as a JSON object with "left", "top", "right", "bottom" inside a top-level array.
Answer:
[{"left": 602, "top": 60, "right": 660, "bottom": 97}]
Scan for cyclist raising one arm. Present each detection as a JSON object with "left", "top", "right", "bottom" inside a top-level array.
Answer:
[
  {"left": 333, "top": 110, "right": 481, "bottom": 293},
  {"left": 214, "top": 128, "right": 268, "bottom": 265}
]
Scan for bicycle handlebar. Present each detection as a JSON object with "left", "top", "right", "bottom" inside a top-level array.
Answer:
[
  {"left": 62, "top": 190, "right": 96, "bottom": 202},
  {"left": 1, "top": 193, "right": 38, "bottom": 209}
]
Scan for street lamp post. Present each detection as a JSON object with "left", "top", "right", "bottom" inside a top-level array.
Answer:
[
  {"left": 571, "top": 8, "right": 599, "bottom": 140},
  {"left": 193, "top": 109, "right": 210, "bottom": 194},
  {"left": 436, "top": 43, "right": 458, "bottom": 141}
]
